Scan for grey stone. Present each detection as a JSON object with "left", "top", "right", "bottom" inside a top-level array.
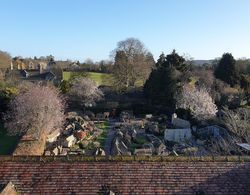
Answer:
[
  {"left": 95, "top": 148, "right": 106, "bottom": 156},
  {"left": 63, "top": 135, "right": 77, "bottom": 148},
  {"left": 93, "top": 141, "right": 100, "bottom": 148},
  {"left": 44, "top": 151, "right": 51, "bottom": 156},
  {"left": 134, "top": 148, "right": 152, "bottom": 156},
  {"left": 145, "top": 122, "right": 160, "bottom": 134},
  {"left": 59, "top": 148, "right": 69, "bottom": 156}
]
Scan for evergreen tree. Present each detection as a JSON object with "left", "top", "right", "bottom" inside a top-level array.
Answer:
[
  {"left": 214, "top": 53, "right": 239, "bottom": 86},
  {"left": 144, "top": 50, "right": 186, "bottom": 108},
  {"left": 155, "top": 53, "right": 165, "bottom": 68}
]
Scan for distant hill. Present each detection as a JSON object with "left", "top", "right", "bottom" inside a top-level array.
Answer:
[
  {"left": 191, "top": 58, "right": 250, "bottom": 66},
  {"left": 191, "top": 60, "right": 214, "bottom": 66}
]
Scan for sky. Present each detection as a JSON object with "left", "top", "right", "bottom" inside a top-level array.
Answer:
[{"left": 0, "top": 0, "right": 250, "bottom": 62}]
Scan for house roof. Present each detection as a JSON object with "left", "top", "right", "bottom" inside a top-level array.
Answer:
[
  {"left": 0, "top": 156, "right": 249, "bottom": 194},
  {"left": 0, "top": 182, "right": 17, "bottom": 195},
  {"left": 26, "top": 71, "right": 56, "bottom": 81}
]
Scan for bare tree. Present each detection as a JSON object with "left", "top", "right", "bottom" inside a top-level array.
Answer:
[
  {"left": 222, "top": 107, "right": 250, "bottom": 143},
  {"left": 5, "top": 85, "right": 65, "bottom": 136},
  {"left": 69, "top": 77, "right": 103, "bottom": 107},
  {"left": 112, "top": 38, "right": 154, "bottom": 89},
  {"left": 0, "top": 50, "right": 11, "bottom": 69},
  {"left": 176, "top": 85, "right": 218, "bottom": 121}
]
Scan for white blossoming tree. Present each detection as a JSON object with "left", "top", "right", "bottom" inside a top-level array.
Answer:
[
  {"left": 176, "top": 85, "right": 218, "bottom": 121},
  {"left": 69, "top": 77, "right": 103, "bottom": 107}
]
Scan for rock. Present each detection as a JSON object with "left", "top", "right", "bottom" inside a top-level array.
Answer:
[
  {"left": 68, "top": 152, "right": 78, "bottom": 155},
  {"left": 119, "top": 111, "right": 132, "bottom": 122},
  {"left": 60, "top": 148, "right": 69, "bottom": 156},
  {"left": 76, "top": 115, "right": 84, "bottom": 122},
  {"left": 44, "top": 151, "right": 51, "bottom": 156},
  {"left": 66, "top": 112, "right": 78, "bottom": 119},
  {"left": 144, "top": 135, "right": 166, "bottom": 155},
  {"left": 145, "top": 114, "right": 153, "bottom": 119},
  {"left": 161, "top": 149, "right": 171, "bottom": 156},
  {"left": 95, "top": 148, "right": 106, "bottom": 156},
  {"left": 63, "top": 124, "right": 74, "bottom": 135},
  {"left": 123, "top": 132, "right": 132, "bottom": 145},
  {"left": 93, "top": 141, "right": 100, "bottom": 148},
  {"left": 52, "top": 147, "right": 59, "bottom": 155},
  {"left": 75, "top": 130, "right": 87, "bottom": 141},
  {"left": 88, "top": 121, "right": 94, "bottom": 126},
  {"left": 154, "top": 142, "right": 166, "bottom": 155},
  {"left": 171, "top": 113, "right": 191, "bottom": 128},
  {"left": 81, "top": 121, "right": 88, "bottom": 129},
  {"left": 172, "top": 150, "right": 179, "bottom": 156},
  {"left": 96, "top": 113, "right": 104, "bottom": 119},
  {"left": 145, "top": 122, "right": 160, "bottom": 134},
  {"left": 58, "top": 145, "right": 63, "bottom": 153},
  {"left": 46, "top": 131, "right": 60, "bottom": 143},
  {"left": 182, "top": 147, "right": 198, "bottom": 155},
  {"left": 83, "top": 115, "right": 90, "bottom": 121},
  {"left": 134, "top": 148, "right": 152, "bottom": 156},
  {"left": 146, "top": 134, "right": 160, "bottom": 142},
  {"left": 196, "top": 139, "right": 205, "bottom": 145},
  {"left": 116, "top": 130, "right": 123, "bottom": 138},
  {"left": 143, "top": 143, "right": 154, "bottom": 150},
  {"left": 111, "top": 137, "right": 131, "bottom": 156},
  {"left": 75, "top": 148, "right": 84, "bottom": 154},
  {"left": 81, "top": 140, "right": 90, "bottom": 147},
  {"left": 103, "top": 112, "right": 110, "bottom": 119},
  {"left": 63, "top": 135, "right": 77, "bottom": 148},
  {"left": 164, "top": 128, "right": 192, "bottom": 143},
  {"left": 87, "top": 125, "right": 94, "bottom": 132},
  {"left": 74, "top": 121, "right": 83, "bottom": 131},
  {"left": 84, "top": 110, "right": 95, "bottom": 119}
]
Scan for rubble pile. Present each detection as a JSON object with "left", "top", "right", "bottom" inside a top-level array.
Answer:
[{"left": 44, "top": 112, "right": 103, "bottom": 156}]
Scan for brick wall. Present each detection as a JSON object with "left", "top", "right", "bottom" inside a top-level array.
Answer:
[{"left": 0, "top": 156, "right": 249, "bottom": 195}]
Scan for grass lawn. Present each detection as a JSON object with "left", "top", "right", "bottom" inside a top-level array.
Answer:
[
  {"left": 63, "top": 71, "right": 114, "bottom": 86},
  {"left": 63, "top": 71, "right": 144, "bottom": 87},
  {"left": 95, "top": 121, "right": 109, "bottom": 148},
  {"left": 0, "top": 122, "right": 20, "bottom": 155}
]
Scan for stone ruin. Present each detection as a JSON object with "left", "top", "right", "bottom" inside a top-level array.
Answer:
[{"left": 44, "top": 112, "right": 103, "bottom": 156}]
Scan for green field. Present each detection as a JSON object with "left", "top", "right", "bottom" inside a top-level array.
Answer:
[
  {"left": 63, "top": 71, "right": 144, "bottom": 87},
  {"left": 0, "top": 123, "right": 20, "bottom": 155},
  {"left": 63, "top": 71, "right": 114, "bottom": 86},
  {"left": 95, "top": 121, "right": 109, "bottom": 148}
]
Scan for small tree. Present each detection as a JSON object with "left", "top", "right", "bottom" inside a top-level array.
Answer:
[
  {"left": 5, "top": 85, "right": 64, "bottom": 136},
  {"left": 69, "top": 77, "right": 103, "bottom": 107},
  {"left": 176, "top": 85, "right": 218, "bottom": 121}
]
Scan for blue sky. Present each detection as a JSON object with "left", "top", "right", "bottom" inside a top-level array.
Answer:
[{"left": 0, "top": 0, "right": 249, "bottom": 61}]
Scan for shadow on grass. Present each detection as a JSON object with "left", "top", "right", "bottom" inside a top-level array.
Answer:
[{"left": 0, "top": 123, "right": 20, "bottom": 155}]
